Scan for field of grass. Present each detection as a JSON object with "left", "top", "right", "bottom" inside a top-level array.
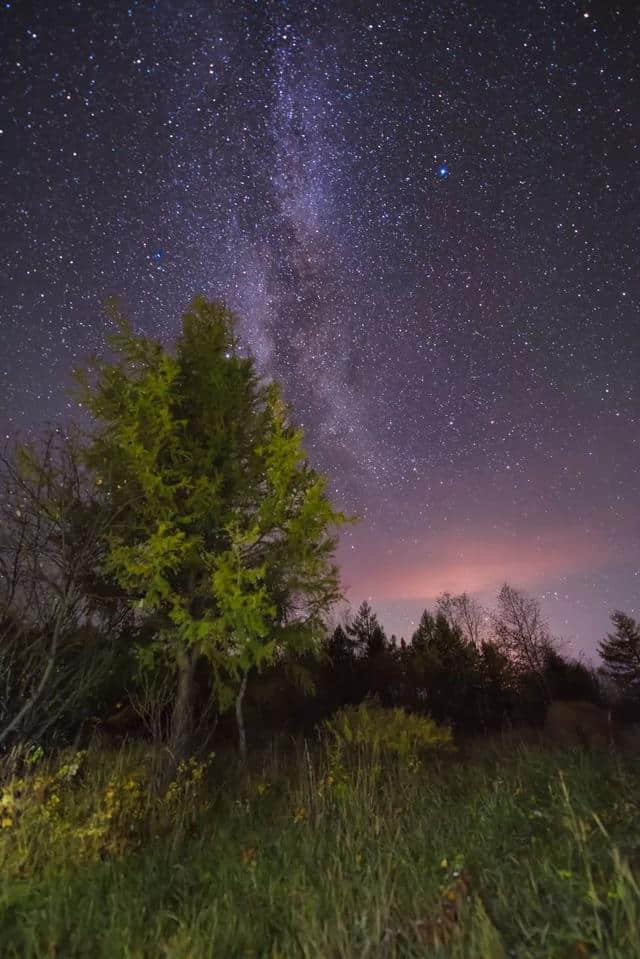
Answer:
[{"left": 1, "top": 735, "right": 639, "bottom": 958}]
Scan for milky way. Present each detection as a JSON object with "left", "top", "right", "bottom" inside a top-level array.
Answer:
[{"left": 1, "top": 1, "right": 639, "bottom": 653}]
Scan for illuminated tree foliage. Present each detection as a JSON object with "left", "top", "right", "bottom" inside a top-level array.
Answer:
[{"left": 76, "top": 297, "right": 347, "bottom": 759}]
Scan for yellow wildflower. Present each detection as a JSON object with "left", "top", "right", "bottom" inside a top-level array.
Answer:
[{"left": 241, "top": 846, "right": 257, "bottom": 867}]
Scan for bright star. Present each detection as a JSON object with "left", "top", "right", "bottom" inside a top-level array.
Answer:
[{"left": 438, "top": 165, "right": 449, "bottom": 178}]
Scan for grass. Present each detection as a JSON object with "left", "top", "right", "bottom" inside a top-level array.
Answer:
[{"left": 0, "top": 736, "right": 639, "bottom": 958}]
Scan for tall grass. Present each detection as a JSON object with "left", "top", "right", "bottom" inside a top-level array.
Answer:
[{"left": 0, "top": 737, "right": 639, "bottom": 957}]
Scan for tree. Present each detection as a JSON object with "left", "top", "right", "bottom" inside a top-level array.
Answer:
[
  {"left": 408, "top": 610, "right": 479, "bottom": 726},
  {"left": 343, "top": 601, "right": 393, "bottom": 704},
  {"left": 346, "top": 601, "right": 387, "bottom": 657},
  {"left": 474, "top": 640, "right": 515, "bottom": 731},
  {"left": 0, "top": 431, "right": 126, "bottom": 747},
  {"left": 76, "top": 297, "right": 348, "bottom": 761},
  {"left": 436, "top": 592, "right": 487, "bottom": 647},
  {"left": 326, "top": 623, "right": 357, "bottom": 667},
  {"left": 492, "top": 584, "right": 554, "bottom": 680},
  {"left": 598, "top": 611, "right": 640, "bottom": 697},
  {"left": 542, "top": 647, "right": 603, "bottom": 704}
]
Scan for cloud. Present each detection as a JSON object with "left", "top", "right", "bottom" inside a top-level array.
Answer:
[{"left": 343, "top": 523, "right": 614, "bottom": 603}]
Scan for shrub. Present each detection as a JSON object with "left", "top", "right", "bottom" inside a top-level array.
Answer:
[
  {"left": 0, "top": 747, "right": 216, "bottom": 877},
  {"left": 322, "top": 699, "right": 454, "bottom": 765}
]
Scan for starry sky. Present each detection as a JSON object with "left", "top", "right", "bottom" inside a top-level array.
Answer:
[{"left": 1, "top": 1, "right": 639, "bottom": 656}]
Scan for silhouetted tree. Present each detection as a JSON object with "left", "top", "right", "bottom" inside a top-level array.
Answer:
[
  {"left": 598, "top": 611, "right": 640, "bottom": 697},
  {"left": 473, "top": 640, "right": 516, "bottom": 731},
  {"left": 408, "top": 610, "right": 479, "bottom": 727},
  {"left": 326, "top": 623, "right": 357, "bottom": 666},
  {"left": 346, "top": 601, "right": 387, "bottom": 657},
  {"left": 492, "top": 584, "right": 555, "bottom": 683},
  {"left": 308, "top": 624, "right": 361, "bottom": 719},
  {"left": 437, "top": 592, "right": 487, "bottom": 647},
  {"left": 542, "top": 648, "right": 603, "bottom": 704}
]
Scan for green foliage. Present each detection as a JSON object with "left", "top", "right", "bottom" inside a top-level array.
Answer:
[
  {"left": 1, "top": 742, "right": 640, "bottom": 957},
  {"left": 322, "top": 699, "right": 454, "bottom": 763},
  {"left": 0, "top": 746, "right": 215, "bottom": 872},
  {"left": 75, "top": 297, "right": 350, "bottom": 737}
]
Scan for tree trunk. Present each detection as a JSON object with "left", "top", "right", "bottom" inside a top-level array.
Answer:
[
  {"left": 235, "top": 672, "right": 248, "bottom": 766},
  {"left": 170, "top": 647, "right": 198, "bottom": 762}
]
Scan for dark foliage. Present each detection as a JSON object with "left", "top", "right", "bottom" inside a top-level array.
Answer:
[{"left": 598, "top": 611, "right": 640, "bottom": 695}]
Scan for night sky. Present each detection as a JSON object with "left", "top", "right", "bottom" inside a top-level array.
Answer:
[{"left": 1, "top": 1, "right": 639, "bottom": 656}]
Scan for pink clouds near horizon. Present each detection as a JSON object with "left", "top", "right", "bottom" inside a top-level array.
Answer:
[{"left": 341, "top": 523, "right": 617, "bottom": 605}]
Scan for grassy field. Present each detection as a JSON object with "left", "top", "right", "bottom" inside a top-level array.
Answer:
[{"left": 0, "top": 735, "right": 639, "bottom": 958}]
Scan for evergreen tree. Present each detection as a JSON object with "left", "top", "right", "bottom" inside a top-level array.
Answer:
[
  {"left": 76, "top": 297, "right": 348, "bottom": 760},
  {"left": 342, "top": 602, "right": 392, "bottom": 704},
  {"left": 317, "top": 624, "right": 361, "bottom": 716},
  {"left": 346, "top": 601, "right": 387, "bottom": 657},
  {"left": 408, "top": 610, "right": 479, "bottom": 726},
  {"left": 474, "top": 640, "right": 515, "bottom": 731},
  {"left": 326, "top": 624, "right": 357, "bottom": 666},
  {"left": 598, "top": 611, "right": 640, "bottom": 696},
  {"left": 542, "top": 647, "right": 602, "bottom": 704}
]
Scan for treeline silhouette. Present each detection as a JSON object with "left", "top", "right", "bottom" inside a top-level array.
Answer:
[{"left": 238, "top": 592, "right": 628, "bottom": 747}]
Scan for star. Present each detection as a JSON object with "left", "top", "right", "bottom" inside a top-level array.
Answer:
[{"left": 0, "top": 0, "right": 637, "bottom": 652}]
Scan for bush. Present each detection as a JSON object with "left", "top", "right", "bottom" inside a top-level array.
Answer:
[
  {"left": 322, "top": 699, "right": 454, "bottom": 765},
  {"left": 0, "top": 746, "right": 215, "bottom": 877}
]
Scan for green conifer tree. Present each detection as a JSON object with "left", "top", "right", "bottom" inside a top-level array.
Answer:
[{"left": 76, "top": 297, "right": 348, "bottom": 760}]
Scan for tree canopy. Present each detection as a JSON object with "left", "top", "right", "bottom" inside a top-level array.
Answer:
[{"left": 76, "top": 297, "right": 349, "bottom": 756}]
